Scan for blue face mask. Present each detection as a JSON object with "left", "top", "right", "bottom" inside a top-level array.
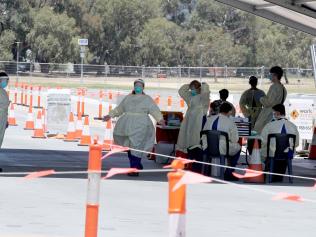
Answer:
[
  {"left": 134, "top": 86, "right": 143, "bottom": 94},
  {"left": 268, "top": 74, "right": 273, "bottom": 81},
  {"left": 191, "top": 89, "right": 197, "bottom": 96},
  {"left": 0, "top": 80, "right": 7, "bottom": 89}
]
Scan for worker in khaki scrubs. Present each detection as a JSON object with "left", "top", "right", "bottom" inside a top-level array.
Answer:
[
  {"left": 103, "top": 79, "right": 164, "bottom": 176},
  {"left": 202, "top": 102, "right": 241, "bottom": 181},
  {"left": 176, "top": 80, "right": 210, "bottom": 172},
  {"left": 261, "top": 104, "right": 299, "bottom": 182},
  {"left": 0, "top": 72, "right": 10, "bottom": 149},
  {"left": 239, "top": 76, "right": 265, "bottom": 129},
  {"left": 254, "top": 66, "right": 287, "bottom": 133}
]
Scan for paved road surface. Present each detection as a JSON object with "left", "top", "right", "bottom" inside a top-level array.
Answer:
[{"left": 0, "top": 108, "right": 316, "bottom": 236}]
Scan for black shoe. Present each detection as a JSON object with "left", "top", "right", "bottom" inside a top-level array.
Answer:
[
  {"left": 127, "top": 172, "right": 139, "bottom": 177},
  {"left": 224, "top": 173, "right": 239, "bottom": 182},
  {"left": 0, "top": 168, "right": 2, "bottom": 172}
]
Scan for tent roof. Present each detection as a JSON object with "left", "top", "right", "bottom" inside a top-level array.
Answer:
[{"left": 215, "top": 0, "right": 316, "bottom": 36}]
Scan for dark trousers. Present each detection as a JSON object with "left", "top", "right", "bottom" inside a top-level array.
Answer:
[
  {"left": 265, "top": 157, "right": 287, "bottom": 182},
  {"left": 224, "top": 150, "right": 241, "bottom": 179},
  {"left": 186, "top": 115, "right": 207, "bottom": 173},
  {"left": 187, "top": 147, "right": 204, "bottom": 173},
  {"left": 127, "top": 151, "right": 143, "bottom": 169}
]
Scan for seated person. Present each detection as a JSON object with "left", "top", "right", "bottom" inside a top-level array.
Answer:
[
  {"left": 212, "top": 89, "right": 236, "bottom": 116},
  {"left": 261, "top": 104, "right": 299, "bottom": 182},
  {"left": 209, "top": 99, "right": 222, "bottom": 116},
  {"left": 202, "top": 102, "right": 241, "bottom": 181}
]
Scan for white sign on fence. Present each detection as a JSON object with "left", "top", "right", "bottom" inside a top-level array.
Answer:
[
  {"left": 288, "top": 99, "right": 314, "bottom": 140},
  {"left": 47, "top": 89, "right": 71, "bottom": 135},
  {"left": 78, "top": 38, "right": 89, "bottom": 46}
]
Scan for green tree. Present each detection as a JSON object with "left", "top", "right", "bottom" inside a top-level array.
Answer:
[
  {"left": 189, "top": 28, "right": 248, "bottom": 67},
  {"left": 90, "top": 0, "right": 161, "bottom": 65},
  {"left": 161, "top": 0, "right": 194, "bottom": 25},
  {"left": 135, "top": 18, "right": 184, "bottom": 66},
  {"left": 256, "top": 22, "right": 314, "bottom": 68},
  {"left": 26, "top": 7, "right": 79, "bottom": 63},
  {"left": 189, "top": 0, "right": 259, "bottom": 66},
  {"left": 0, "top": 30, "right": 16, "bottom": 60}
]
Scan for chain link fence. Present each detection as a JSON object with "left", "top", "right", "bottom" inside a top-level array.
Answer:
[{"left": 0, "top": 61, "right": 313, "bottom": 83}]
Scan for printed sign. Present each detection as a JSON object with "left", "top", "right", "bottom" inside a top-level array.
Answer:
[
  {"left": 78, "top": 38, "right": 88, "bottom": 46},
  {"left": 288, "top": 99, "right": 314, "bottom": 140},
  {"left": 47, "top": 89, "right": 71, "bottom": 135}
]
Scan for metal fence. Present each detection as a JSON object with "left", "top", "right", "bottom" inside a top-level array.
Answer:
[{"left": 0, "top": 61, "right": 313, "bottom": 81}]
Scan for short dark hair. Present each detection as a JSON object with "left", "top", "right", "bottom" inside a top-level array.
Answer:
[
  {"left": 134, "top": 78, "right": 145, "bottom": 87},
  {"left": 249, "top": 76, "right": 258, "bottom": 86},
  {"left": 210, "top": 101, "right": 218, "bottom": 111},
  {"left": 0, "top": 71, "right": 9, "bottom": 78},
  {"left": 219, "top": 102, "right": 232, "bottom": 113},
  {"left": 189, "top": 80, "right": 201, "bottom": 89},
  {"left": 219, "top": 89, "right": 229, "bottom": 100},
  {"left": 272, "top": 104, "right": 285, "bottom": 115},
  {"left": 270, "top": 66, "right": 283, "bottom": 80}
]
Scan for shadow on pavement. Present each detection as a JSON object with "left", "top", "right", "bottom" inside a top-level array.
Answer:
[
  {"left": 0, "top": 149, "right": 315, "bottom": 186},
  {"left": 0, "top": 148, "right": 167, "bottom": 182}
]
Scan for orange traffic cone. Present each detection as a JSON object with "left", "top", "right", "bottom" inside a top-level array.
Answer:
[
  {"left": 180, "top": 98, "right": 185, "bottom": 110},
  {"left": 32, "top": 111, "right": 46, "bottom": 138},
  {"left": 78, "top": 116, "right": 92, "bottom": 146},
  {"left": 168, "top": 160, "right": 186, "bottom": 236},
  {"left": 24, "top": 84, "right": 28, "bottom": 107},
  {"left": 34, "top": 86, "right": 43, "bottom": 108},
  {"left": 103, "top": 120, "right": 113, "bottom": 151},
  {"left": 24, "top": 106, "right": 34, "bottom": 130},
  {"left": 76, "top": 90, "right": 81, "bottom": 116},
  {"left": 309, "top": 126, "right": 316, "bottom": 160},
  {"left": 8, "top": 104, "right": 17, "bottom": 126},
  {"left": 167, "top": 96, "right": 172, "bottom": 110},
  {"left": 41, "top": 108, "right": 47, "bottom": 133},
  {"left": 64, "top": 112, "right": 78, "bottom": 142},
  {"left": 244, "top": 139, "right": 264, "bottom": 183},
  {"left": 13, "top": 84, "right": 18, "bottom": 104},
  {"left": 28, "top": 86, "right": 33, "bottom": 108},
  {"left": 155, "top": 95, "right": 160, "bottom": 105},
  {"left": 108, "top": 104, "right": 112, "bottom": 114},
  {"left": 109, "top": 91, "right": 113, "bottom": 101},
  {"left": 81, "top": 94, "right": 86, "bottom": 117},
  {"left": 94, "top": 90, "right": 104, "bottom": 120},
  {"left": 19, "top": 83, "right": 24, "bottom": 106},
  {"left": 75, "top": 113, "right": 83, "bottom": 139}
]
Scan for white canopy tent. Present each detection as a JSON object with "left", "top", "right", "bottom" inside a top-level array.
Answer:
[{"left": 215, "top": 0, "right": 316, "bottom": 36}]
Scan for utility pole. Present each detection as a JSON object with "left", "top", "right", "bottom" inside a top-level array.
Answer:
[{"left": 15, "top": 41, "right": 21, "bottom": 84}]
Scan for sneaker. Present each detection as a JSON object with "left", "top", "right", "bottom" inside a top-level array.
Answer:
[
  {"left": 127, "top": 172, "right": 139, "bottom": 177},
  {"left": 224, "top": 173, "right": 239, "bottom": 182}
]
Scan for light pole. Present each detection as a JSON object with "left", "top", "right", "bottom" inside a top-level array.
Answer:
[
  {"left": 15, "top": 41, "right": 21, "bottom": 84},
  {"left": 198, "top": 44, "right": 204, "bottom": 82},
  {"left": 80, "top": 46, "right": 85, "bottom": 84},
  {"left": 78, "top": 38, "right": 88, "bottom": 85}
]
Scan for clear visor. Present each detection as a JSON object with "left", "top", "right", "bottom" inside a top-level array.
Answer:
[{"left": 0, "top": 76, "right": 9, "bottom": 81}]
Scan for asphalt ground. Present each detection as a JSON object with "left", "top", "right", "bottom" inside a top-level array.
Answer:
[{"left": 0, "top": 91, "right": 316, "bottom": 236}]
